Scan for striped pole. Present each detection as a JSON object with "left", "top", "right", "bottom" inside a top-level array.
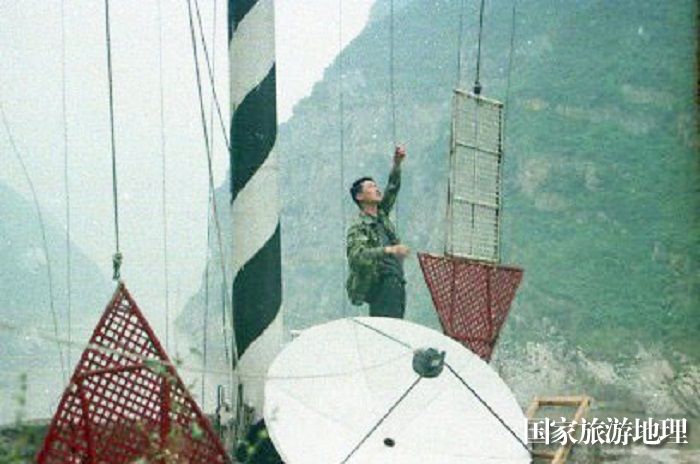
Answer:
[{"left": 228, "top": 0, "right": 283, "bottom": 417}]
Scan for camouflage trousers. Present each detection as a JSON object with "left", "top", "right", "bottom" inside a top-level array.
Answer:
[{"left": 367, "top": 275, "right": 406, "bottom": 319}]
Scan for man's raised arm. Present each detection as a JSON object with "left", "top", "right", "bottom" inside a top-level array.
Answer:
[{"left": 379, "top": 145, "right": 406, "bottom": 214}]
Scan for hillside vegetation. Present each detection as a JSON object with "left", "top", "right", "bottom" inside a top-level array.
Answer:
[{"left": 181, "top": 0, "right": 698, "bottom": 418}]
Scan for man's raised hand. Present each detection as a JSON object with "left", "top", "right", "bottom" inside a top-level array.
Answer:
[{"left": 394, "top": 144, "right": 406, "bottom": 166}]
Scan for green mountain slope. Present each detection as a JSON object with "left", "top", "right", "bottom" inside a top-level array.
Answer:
[
  {"left": 181, "top": 0, "right": 698, "bottom": 419},
  {"left": 277, "top": 0, "right": 699, "bottom": 414},
  {"left": 279, "top": 0, "right": 698, "bottom": 351}
]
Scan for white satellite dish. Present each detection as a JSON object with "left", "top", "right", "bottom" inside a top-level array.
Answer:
[{"left": 264, "top": 317, "right": 531, "bottom": 463}]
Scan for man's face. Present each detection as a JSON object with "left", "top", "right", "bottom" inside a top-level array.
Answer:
[{"left": 357, "top": 180, "right": 382, "bottom": 205}]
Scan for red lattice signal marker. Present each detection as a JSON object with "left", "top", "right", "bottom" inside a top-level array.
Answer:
[
  {"left": 418, "top": 253, "right": 523, "bottom": 361},
  {"left": 37, "top": 283, "right": 229, "bottom": 463}
]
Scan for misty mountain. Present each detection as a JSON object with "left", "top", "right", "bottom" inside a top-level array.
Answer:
[
  {"left": 179, "top": 0, "right": 698, "bottom": 418},
  {"left": 0, "top": 181, "right": 111, "bottom": 423}
]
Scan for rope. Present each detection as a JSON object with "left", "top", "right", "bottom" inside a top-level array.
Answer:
[
  {"left": 0, "top": 311, "right": 527, "bottom": 457},
  {"left": 206, "top": 0, "right": 219, "bottom": 163},
  {"left": 185, "top": 0, "right": 237, "bottom": 371},
  {"left": 0, "top": 319, "right": 533, "bottom": 461},
  {"left": 0, "top": 103, "right": 67, "bottom": 385},
  {"left": 104, "top": 0, "right": 122, "bottom": 280},
  {"left": 0, "top": 318, "right": 412, "bottom": 381},
  {"left": 60, "top": 0, "right": 73, "bottom": 369},
  {"left": 202, "top": 0, "right": 218, "bottom": 408},
  {"left": 203, "top": 197, "right": 212, "bottom": 403},
  {"left": 499, "top": 0, "right": 518, "bottom": 262},
  {"left": 156, "top": 0, "right": 172, "bottom": 354},
  {"left": 388, "top": 0, "right": 399, "bottom": 233},
  {"left": 341, "top": 376, "right": 422, "bottom": 463},
  {"left": 449, "top": 0, "right": 468, "bottom": 254},
  {"left": 338, "top": 0, "right": 348, "bottom": 317},
  {"left": 186, "top": 2, "right": 238, "bottom": 429},
  {"left": 193, "top": 0, "right": 231, "bottom": 152},
  {"left": 504, "top": 1, "right": 517, "bottom": 123},
  {"left": 188, "top": 0, "right": 237, "bottom": 395},
  {"left": 474, "top": 0, "right": 487, "bottom": 94},
  {"left": 455, "top": 0, "right": 467, "bottom": 87},
  {"left": 389, "top": 0, "right": 397, "bottom": 145}
]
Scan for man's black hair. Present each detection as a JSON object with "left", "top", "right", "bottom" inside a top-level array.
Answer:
[{"left": 350, "top": 176, "right": 374, "bottom": 208}]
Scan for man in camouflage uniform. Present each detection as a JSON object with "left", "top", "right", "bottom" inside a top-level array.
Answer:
[{"left": 346, "top": 146, "right": 409, "bottom": 318}]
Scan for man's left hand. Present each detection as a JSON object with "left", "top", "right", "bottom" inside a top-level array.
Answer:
[{"left": 394, "top": 144, "right": 406, "bottom": 166}]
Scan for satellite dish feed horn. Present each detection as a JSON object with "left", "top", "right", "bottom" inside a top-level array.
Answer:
[{"left": 412, "top": 348, "right": 446, "bottom": 378}]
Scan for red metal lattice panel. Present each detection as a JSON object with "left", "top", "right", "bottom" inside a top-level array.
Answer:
[
  {"left": 418, "top": 253, "right": 523, "bottom": 361},
  {"left": 37, "top": 283, "right": 229, "bottom": 463}
]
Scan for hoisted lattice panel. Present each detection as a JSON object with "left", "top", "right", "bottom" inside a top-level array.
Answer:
[
  {"left": 37, "top": 283, "right": 229, "bottom": 464},
  {"left": 447, "top": 89, "right": 504, "bottom": 263},
  {"left": 418, "top": 253, "right": 523, "bottom": 361}
]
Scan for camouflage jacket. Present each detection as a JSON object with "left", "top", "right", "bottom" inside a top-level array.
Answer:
[{"left": 346, "top": 166, "right": 401, "bottom": 305}]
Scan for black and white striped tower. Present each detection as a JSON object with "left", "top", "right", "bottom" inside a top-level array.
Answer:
[{"left": 228, "top": 0, "right": 282, "bottom": 416}]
